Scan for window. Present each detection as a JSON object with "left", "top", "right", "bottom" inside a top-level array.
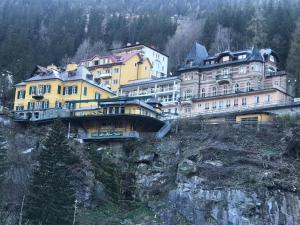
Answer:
[
  {"left": 242, "top": 98, "right": 247, "bottom": 106},
  {"left": 114, "top": 68, "right": 119, "bottom": 74},
  {"left": 94, "top": 60, "right": 99, "bottom": 66},
  {"left": 113, "top": 79, "right": 118, "bottom": 85},
  {"left": 17, "top": 90, "right": 26, "bottom": 99},
  {"left": 105, "top": 69, "right": 110, "bottom": 73},
  {"left": 213, "top": 87, "right": 217, "bottom": 96},
  {"left": 84, "top": 87, "right": 87, "bottom": 96},
  {"left": 57, "top": 85, "right": 61, "bottom": 94},
  {"left": 270, "top": 55, "right": 275, "bottom": 62},
  {"left": 226, "top": 100, "right": 231, "bottom": 108},
  {"left": 201, "top": 74, "right": 205, "bottom": 81},
  {"left": 238, "top": 54, "right": 247, "bottom": 60},
  {"left": 254, "top": 96, "right": 259, "bottom": 104},
  {"left": 36, "top": 101, "right": 42, "bottom": 110},
  {"left": 219, "top": 101, "right": 224, "bottom": 109},
  {"left": 212, "top": 101, "right": 217, "bottom": 109},
  {"left": 224, "top": 86, "right": 228, "bottom": 95},
  {"left": 239, "top": 67, "right": 247, "bottom": 74},
  {"left": 246, "top": 82, "right": 251, "bottom": 92},
  {"left": 44, "top": 85, "right": 51, "bottom": 93},
  {"left": 28, "top": 102, "right": 35, "bottom": 110},
  {"left": 265, "top": 95, "right": 270, "bottom": 103},
  {"left": 95, "top": 92, "right": 101, "bottom": 100},
  {"left": 205, "top": 103, "right": 209, "bottom": 110},
  {"left": 223, "top": 68, "right": 229, "bottom": 75},
  {"left": 185, "top": 90, "right": 192, "bottom": 99},
  {"left": 201, "top": 88, "right": 206, "bottom": 98},
  {"left": 104, "top": 80, "right": 110, "bottom": 85},
  {"left": 234, "top": 84, "right": 239, "bottom": 93},
  {"left": 16, "top": 106, "right": 24, "bottom": 111},
  {"left": 71, "top": 86, "right": 78, "bottom": 94},
  {"left": 56, "top": 101, "right": 62, "bottom": 108},
  {"left": 42, "top": 101, "right": 49, "bottom": 109},
  {"left": 29, "top": 86, "right": 37, "bottom": 95},
  {"left": 63, "top": 87, "right": 68, "bottom": 95},
  {"left": 145, "top": 66, "right": 148, "bottom": 71},
  {"left": 234, "top": 99, "right": 238, "bottom": 106},
  {"left": 223, "top": 56, "right": 230, "bottom": 62}
]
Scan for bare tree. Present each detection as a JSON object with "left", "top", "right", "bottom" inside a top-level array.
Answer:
[
  {"left": 209, "top": 25, "right": 232, "bottom": 54},
  {"left": 166, "top": 18, "right": 205, "bottom": 72}
]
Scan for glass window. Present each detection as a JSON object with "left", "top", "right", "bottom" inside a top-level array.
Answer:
[
  {"left": 246, "top": 82, "right": 251, "bottom": 92},
  {"left": 226, "top": 100, "right": 231, "bottom": 108},
  {"left": 84, "top": 87, "right": 87, "bottom": 96},
  {"left": 234, "top": 84, "right": 239, "bottom": 93},
  {"left": 223, "top": 56, "right": 230, "bottom": 62},
  {"left": 234, "top": 99, "right": 238, "bottom": 106},
  {"left": 242, "top": 98, "right": 247, "bottom": 106},
  {"left": 57, "top": 85, "right": 61, "bottom": 94},
  {"left": 265, "top": 95, "right": 270, "bottom": 103},
  {"left": 205, "top": 103, "right": 209, "bottom": 110},
  {"left": 213, "top": 87, "right": 217, "bottom": 96},
  {"left": 201, "top": 88, "right": 206, "bottom": 98},
  {"left": 254, "top": 96, "right": 259, "bottom": 104},
  {"left": 224, "top": 86, "right": 228, "bottom": 95}
]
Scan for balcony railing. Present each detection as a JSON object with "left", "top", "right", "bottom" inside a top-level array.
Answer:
[
  {"left": 179, "top": 83, "right": 287, "bottom": 101},
  {"left": 14, "top": 109, "right": 71, "bottom": 121},
  {"left": 94, "top": 73, "right": 112, "bottom": 79},
  {"left": 215, "top": 74, "right": 232, "bottom": 84}
]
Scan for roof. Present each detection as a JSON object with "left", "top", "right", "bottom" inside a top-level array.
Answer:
[
  {"left": 184, "top": 42, "right": 208, "bottom": 67},
  {"left": 179, "top": 45, "right": 279, "bottom": 72},
  {"left": 111, "top": 43, "right": 169, "bottom": 57},
  {"left": 80, "top": 50, "right": 142, "bottom": 65},
  {"left": 20, "top": 66, "right": 115, "bottom": 95}
]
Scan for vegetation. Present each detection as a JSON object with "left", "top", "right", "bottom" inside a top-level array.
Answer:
[
  {"left": 24, "top": 120, "right": 78, "bottom": 225},
  {"left": 0, "top": 0, "right": 299, "bottom": 90}
]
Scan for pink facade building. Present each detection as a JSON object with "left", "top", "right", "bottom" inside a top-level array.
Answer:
[{"left": 178, "top": 43, "right": 291, "bottom": 118}]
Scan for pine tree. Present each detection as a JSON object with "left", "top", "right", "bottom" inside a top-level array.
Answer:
[
  {"left": 25, "top": 120, "right": 77, "bottom": 225},
  {"left": 287, "top": 19, "right": 300, "bottom": 75}
]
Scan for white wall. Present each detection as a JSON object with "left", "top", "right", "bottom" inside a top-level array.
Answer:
[{"left": 143, "top": 47, "right": 168, "bottom": 78}]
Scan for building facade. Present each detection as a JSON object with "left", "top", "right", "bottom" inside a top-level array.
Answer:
[
  {"left": 14, "top": 65, "right": 115, "bottom": 120},
  {"left": 120, "top": 76, "right": 181, "bottom": 116},
  {"left": 112, "top": 43, "right": 169, "bottom": 78},
  {"left": 80, "top": 51, "right": 152, "bottom": 94},
  {"left": 179, "top": 43, "right": 291, "bottom": 118}
]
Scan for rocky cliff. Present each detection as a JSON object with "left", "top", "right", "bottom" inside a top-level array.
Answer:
[{"left": 1, "top": 116, "right": 300, "bottom": 225}]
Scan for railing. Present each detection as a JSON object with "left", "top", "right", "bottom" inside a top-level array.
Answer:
[
  {"left": 94, "top": 73, "right": 111, "bottom": 79},
  {"left": 180, "top": 83, "right": 287, "bottom": 101},
  {"left": 180, "top": 99, "right": 295, "bottom": 118},
  {"left": 215, "top": 73, "right": 232, "bottom": 81},
  {"left": 265, "top": 71, "right": 287, "bottom": 77},
  {"left": 14, "top": 109, "right": 71, "bottom": 121}
]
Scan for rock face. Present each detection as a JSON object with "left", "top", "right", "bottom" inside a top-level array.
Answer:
[{"left": 2, "top": 118, "right": 300, "bottom": 225}]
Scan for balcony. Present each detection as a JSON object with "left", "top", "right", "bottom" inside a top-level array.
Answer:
[
  {"left": 94, "top": 73, "right": 112, "bottom": 79},
  {"left": 215, "top": 74, "right": 232, "bottom": 85},
  {"left": 32, "top": 94, "right": 44, "bottom": 100},
  {"left": 83, "top": 131, "right": 140, "bottom": 141}
]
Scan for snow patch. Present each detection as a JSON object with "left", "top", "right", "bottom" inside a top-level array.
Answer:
[{"left": 22, "top": 148, "right": 34, "bottom": 154}]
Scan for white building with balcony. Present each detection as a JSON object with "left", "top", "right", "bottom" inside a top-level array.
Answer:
[{"left": 120, "top": 76, "right": 181, "bottom": 117}]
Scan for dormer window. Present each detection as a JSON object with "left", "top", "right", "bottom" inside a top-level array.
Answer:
[
  {"left": 94, "top": 60, "right": 99, "bottom": 66},
  {"left": 223, "top": 56, "right": 230, "bottom": 62},
  {"left": 270, "top": 55, "right": 275, "bottom": 62},
  {"left": 238, "top": 54, "right": 246, "bottom": 60}
]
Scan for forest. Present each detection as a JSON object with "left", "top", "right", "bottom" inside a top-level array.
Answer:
[{"left": 0, "top": 0, "right": 299, "bottom": 84}]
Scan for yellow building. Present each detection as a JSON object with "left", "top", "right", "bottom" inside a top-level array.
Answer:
[
  {"left": 80, "top": 51, "right": 152, "bottom": 93},
  {"left": 14, "top": 65, "right": 115, "bottom": 120}
]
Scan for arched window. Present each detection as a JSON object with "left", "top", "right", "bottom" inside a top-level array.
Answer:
[
  {"left": 234, "top": 84, "right": 239, "bottom": 93},
  {"left": 246, "top": 82, "right": 251, "bottom": 92},
  {"left": 201, "top": 88, "right": 206, "bottom": 98},
  {"left": 213, "top": 87, "right": 217, "bottom": 96}
]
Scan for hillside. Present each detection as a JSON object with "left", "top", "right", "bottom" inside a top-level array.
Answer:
[
  {"left": 0, "top": 0, "right": 300, "bottom": 87},
  {"left": 1, "top": 116, "right": 300, "bottom": 224}
]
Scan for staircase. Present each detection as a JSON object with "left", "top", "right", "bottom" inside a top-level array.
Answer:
[{"left": 156, "top": 121, "right": 172, "bottom": 139}]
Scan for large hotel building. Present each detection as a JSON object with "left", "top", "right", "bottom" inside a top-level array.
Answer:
[{"left": 178, "top": 43, "right": 291, "bottom": 118}]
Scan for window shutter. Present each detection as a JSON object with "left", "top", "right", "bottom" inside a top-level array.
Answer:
[
  {"left": 63, "top": 87, "right": 66, "bottom": 95},
  {"left": 75, "top": 86, "right": 78, "bottom": 94}
]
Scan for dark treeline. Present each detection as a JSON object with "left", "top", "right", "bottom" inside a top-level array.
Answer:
[{"left": 0, "top": 0, "right": 299, "bottom": 83}]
